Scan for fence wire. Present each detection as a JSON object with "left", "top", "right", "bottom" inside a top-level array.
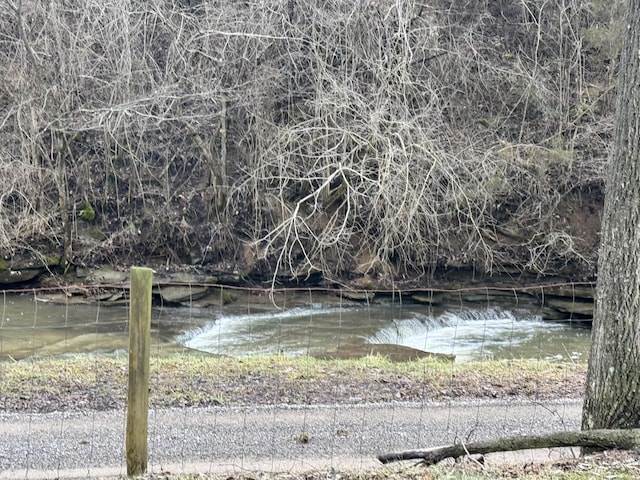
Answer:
[{"left": 0, "top": 281, "right": 590, "bottom": 478}]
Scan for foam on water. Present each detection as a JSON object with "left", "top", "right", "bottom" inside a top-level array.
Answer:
[
  {"left": 368, "top": 307, "right": 567, "bottom": 360},
  {"left": 176, "top": 303, "right": 586, "bottom": 360},
  {"left": 178, "top": 304, "right": 368, "bottom": 356}
]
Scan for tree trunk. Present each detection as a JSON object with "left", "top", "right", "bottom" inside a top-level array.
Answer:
[
  {"left": 582, "top": 0, "right": 640, "bottom": 430},
  {"left": 378, "top": 429, "right": 640, "bottom": 466}
]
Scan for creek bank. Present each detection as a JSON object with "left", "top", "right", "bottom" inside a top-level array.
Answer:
[
  {"left": 0, "top": 355, "right": 587, "bottom": 413},
  {"left": 10, "top": 263, "right": 595, "bottom": 324}
]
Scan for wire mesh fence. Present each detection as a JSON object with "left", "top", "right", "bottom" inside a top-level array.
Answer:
[{"left": 0, "top": 280, "right": 591, "bottom": 478}]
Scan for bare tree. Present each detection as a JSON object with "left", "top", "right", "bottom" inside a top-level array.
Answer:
[
  {"left": 242, "top": 0, "right": 612, "bottom": 285},
  {"left": 0, "top": 0, "right": 619, "bottom": 279}
]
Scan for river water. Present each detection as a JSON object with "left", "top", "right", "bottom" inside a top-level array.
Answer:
[{"left": 0, "top": 293, "right": 591, "bottom": 362}]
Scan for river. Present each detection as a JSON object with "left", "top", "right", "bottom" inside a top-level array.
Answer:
[{"left": 0, "top": 293, "right": 591, "bottom": 362}]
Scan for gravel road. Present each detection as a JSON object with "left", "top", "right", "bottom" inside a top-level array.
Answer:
[{"left": 0, "top": 399, "right": 583, "bottom": 479}]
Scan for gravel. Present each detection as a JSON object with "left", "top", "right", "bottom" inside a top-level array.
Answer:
[{"left": 0, "top": 399, "right": 584, "bottom": 479}]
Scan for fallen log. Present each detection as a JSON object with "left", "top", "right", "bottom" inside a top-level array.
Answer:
[{"left": 378, "top": 428, "right": 640, "bottom": 465}]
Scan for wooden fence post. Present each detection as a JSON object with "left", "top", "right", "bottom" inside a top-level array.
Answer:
[{"left": 126, "top": 267, "right": 153, "bottom": 476}]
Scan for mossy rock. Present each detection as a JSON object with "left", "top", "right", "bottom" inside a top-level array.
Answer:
[
  {"left": 0, "top": 268, "right": 42, "bottom": 284},
  {"left": 316, "top": 344, "right": 455, "bottom": 362},
  {"left": 79, "top": 202, "right": 96, "bottom": 221},
  {"left": 0, "top": 253, "right": 61, "bottom": 272}
]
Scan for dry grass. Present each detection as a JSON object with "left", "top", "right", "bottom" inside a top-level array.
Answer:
[
  {"left": 144, "top": 450, "right": 640, "bottom": 479},
  {"left": 0, "top": 353, "right": 585, "bottom": 412}
]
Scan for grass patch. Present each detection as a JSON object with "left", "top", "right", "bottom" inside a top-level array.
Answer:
[{"left": 0, "top": 353, "right": 586, "bottom": 412}]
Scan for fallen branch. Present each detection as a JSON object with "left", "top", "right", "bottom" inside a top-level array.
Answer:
[{"left": 378, "top": 429, "right": 640, "bottom": 465}]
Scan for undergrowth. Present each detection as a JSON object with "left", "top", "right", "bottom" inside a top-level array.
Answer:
[{"left": 0, "top": 0, "right": 621, "bottom": 281}]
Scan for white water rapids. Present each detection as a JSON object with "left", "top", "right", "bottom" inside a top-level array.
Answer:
[
  {"left": 0, "top": 294, "right": 590, "bottom": 361},
  {"left": 177, "top": 304, "right": 590, "bottom": 362}
]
